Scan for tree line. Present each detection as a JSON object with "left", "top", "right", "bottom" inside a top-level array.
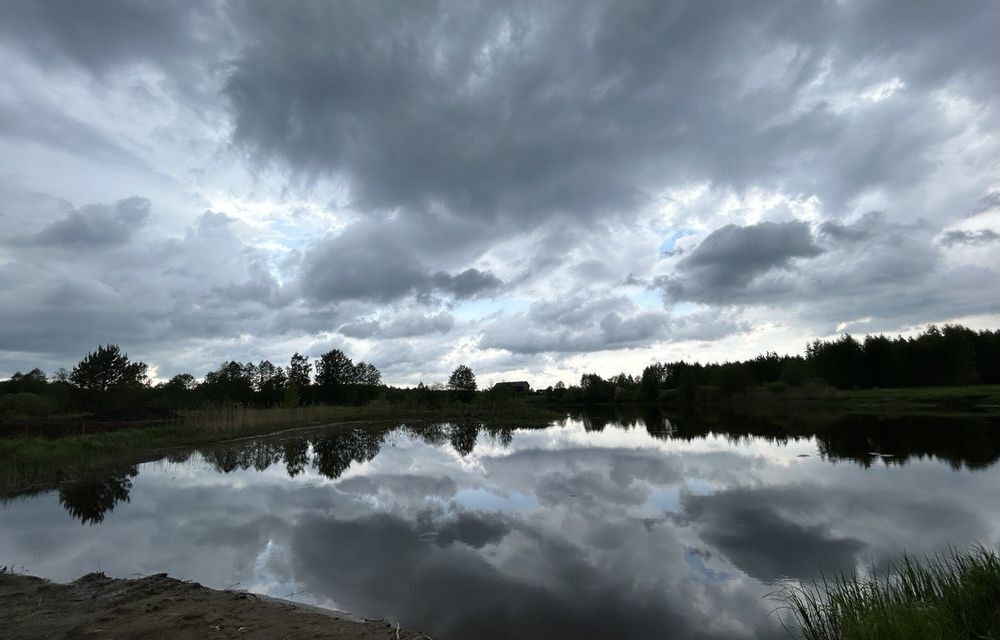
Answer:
[
  {"left": 0, "top": 344, "right": 480, "bottom": 418},
  {"left": 537, "top": 324, "right": 1000, "bottom": 404},
  {"left": 2, "top": 323, "right": 998, "bottom": 417}
]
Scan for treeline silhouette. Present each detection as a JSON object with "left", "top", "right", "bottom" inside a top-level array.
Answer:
[
  {"left": 0, "top": 344, "right": 483, "bottom": 421},
  {"left": 537, "top": 324, "right": 1000, "bottom": 404},
  {"left": 1, "top": 324, "right": 999, "bottom": 421}
]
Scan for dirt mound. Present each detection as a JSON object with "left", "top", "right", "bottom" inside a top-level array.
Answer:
[{"left": 0, "top": 571, "right": 426, "bottom": 640}]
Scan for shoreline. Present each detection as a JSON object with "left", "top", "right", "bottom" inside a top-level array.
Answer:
[
  {"left": 0, "top": 403, "right": 560, "bottom": 494},
  {"left": 0, "top": 570, "right": 427, "bottom": 640},
  {"left": 3, "top": 388, "right": 999, "bottom": 494}
]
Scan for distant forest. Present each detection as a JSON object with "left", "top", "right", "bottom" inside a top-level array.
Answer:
[{"left": 1, "top": 324, "right": 999, "bottom": 418}]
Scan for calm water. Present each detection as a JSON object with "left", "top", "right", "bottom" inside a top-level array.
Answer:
[{"left": 2, "top": 412, "right": 999, "bottom": 639}]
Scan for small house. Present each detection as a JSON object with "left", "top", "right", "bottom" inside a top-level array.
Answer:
[{"left": 493, "top": 380, "right": 531, "bottom": 394}]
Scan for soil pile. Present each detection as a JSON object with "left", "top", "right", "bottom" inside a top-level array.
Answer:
[{"left": 0, "top": 571, "right": 426, "bottom": 639}]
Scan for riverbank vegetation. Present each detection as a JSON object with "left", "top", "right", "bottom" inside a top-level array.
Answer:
[
  {"left": 2, "top": 324, "right": 1000, "bottom": 492},
  {"left": 783, "top": 546, "right": 1000, "bottom": 640},
  {"left": 4, "top": 325, "right": 999, "bottom": 427},
  {"left": 0, "top": 397, "right": 557, "bottom": 493}
]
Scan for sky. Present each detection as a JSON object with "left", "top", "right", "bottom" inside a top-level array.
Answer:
[{"left": 0, "top": 0, "right": 998, "bottom": 387}]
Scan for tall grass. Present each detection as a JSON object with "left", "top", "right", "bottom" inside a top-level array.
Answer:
[
  {"left": 0, "top": 400, "right": 557, "bottom": 493},
  {"left": 782, "top": 546, "right": 1000, "bottom": 640},
  {"left": 180, "top": 403, "right": 382, "bottom": 434}
]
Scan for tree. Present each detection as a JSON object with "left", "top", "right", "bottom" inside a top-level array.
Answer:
[
  {"left": 70, "top": 345, "right": 148, "bottom": 402},
  {"left": 58, "top": 466, "right": 138, "bottom": 525},
  {"left": 448, "top": 364, "right": 477, "bottom": 402},
  {"left": 580, "top": 373, "right": 615, "bottom": 404},
  {"left": 288, "top": 352, "right": 312, "bottom": 388},
  {"left": 717, "top": 362, "right": 751, "bottom": 396},
  {"left": 167, "top": 373, "right": 197, "bottom": 391},
  {"left": 779, "top": 358, "right": 808, "bottom": 387},
  {"left": 315, "top": 349, "right": 354, "bottom": 388},
  {"left": 255, "top": 360, "right": 287, "bottom": 406},
  {"left": 352, "top": 362, "right": 382, "bottom": 386},
  {"left": 157, "top": 373, "right": 197, "bottom": 408},
  {"left": 640, "top": 364, "right": 665, "bottom": 402},
  {"left": 202, "top": 361, "right": 254, "bottom": 404}
]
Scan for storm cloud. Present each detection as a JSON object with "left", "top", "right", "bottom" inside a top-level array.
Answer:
[
  {"left": 16, "top": 197, "right": 152, "bottom": 248},
  {"left": 659, "top": 221, "right": 823, "bottom": 303},
  {"left": 0, "top": 0, "right": 997, "bottom": 382}
]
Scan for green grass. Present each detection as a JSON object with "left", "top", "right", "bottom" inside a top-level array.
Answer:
[
  {"left": 836, "top": 384, "right": 1000, "bottom": 412},
  {"left": 781, "top": 546, "right": 1000, "bottom": 640},
  {"left": 698, "top": 384, "right": 1000, "bottom": 416},
  {"left": 0, "top": 400, "right": 558, "bottom": 494}
]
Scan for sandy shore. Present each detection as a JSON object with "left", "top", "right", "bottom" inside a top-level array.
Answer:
[{"left": 0, "top": 570, "right": 428, "bottom": 639}]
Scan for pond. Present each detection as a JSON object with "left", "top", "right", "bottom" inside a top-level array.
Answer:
[{"left": 2, "top": 411, "right": 999, "bottom": 639}]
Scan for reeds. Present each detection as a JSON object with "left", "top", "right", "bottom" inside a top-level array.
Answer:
[
  {"left": 0, "top": 399, "right": 557, "bottom": 493},
  {"left": 180, "top": 404, "right": 363, "bottom": 433},
  {"left": 781, "top": 545, "right": 1000, "bottom": 640}
]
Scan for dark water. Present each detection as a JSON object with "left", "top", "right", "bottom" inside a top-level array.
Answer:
[{"left": 2, "top": 412, "right": 999, "bottom": 639}]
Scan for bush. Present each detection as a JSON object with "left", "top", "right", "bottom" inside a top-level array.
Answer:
[{"left": 0, "top": 392, "right": 59, "bottom": 417}]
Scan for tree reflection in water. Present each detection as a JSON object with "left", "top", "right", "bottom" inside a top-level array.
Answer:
[
  {"left": 58, "top": 466, "right": 138, "bottom": 525},
  {"left": 53, "top": 414, "right": 1000, "bottom": 525}
]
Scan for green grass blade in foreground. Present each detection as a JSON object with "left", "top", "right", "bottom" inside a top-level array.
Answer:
[{"left": 780, "top": 545, "right": 1000, "bottom": 640}]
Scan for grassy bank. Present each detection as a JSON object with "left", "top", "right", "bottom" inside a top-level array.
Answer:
[
  {"left": 783, "top": 546, "right": 1000, "bottom": 640},
  {"left": 0, "top": 400, "right": 558, "bottom": 494},
  {"left": 662, "top": 383, "right": 1000, "bottom": 416}
]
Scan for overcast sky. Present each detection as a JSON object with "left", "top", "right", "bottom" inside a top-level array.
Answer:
[{"left": 1, "top": 0, "right": 998, "bottom": 386}]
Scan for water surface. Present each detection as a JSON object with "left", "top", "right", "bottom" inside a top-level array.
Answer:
[{"left": 2, "top": 412, "right": 999, "bottom": 639}]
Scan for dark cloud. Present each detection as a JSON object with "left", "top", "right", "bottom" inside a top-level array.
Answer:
[
  {"left": 647, "top": 212, "right": 1000, "bottom": 333},
  {"left": 939, "top": 229, "right": 1000, "bottom": 248},
  {"left": 434, "top": 511, "right": 512, "bottom": 549},
  {"left": 300, "top": 221, "right": 503, "bottom": 304},
  {"left": 659, "top": 221, "right": 822, "bottom": 303},
  {"left": 299, "top": 224, "right": 426, "bottom": 303},
  {"left": 0, "top": 0, "right": 222, "bottom": 79},
  {"left": 221, "top": 1, "right": 999, "bottom": 224},
  {"left": 681, "top": 488, "right": 865, "bottom": 582},
  {"left": 430, "top": 268, "right": 503, "bottom": 299},
  {"left": 0, "top": 206, "right": 293, "bottom": 373},
  {"left": 818, "top": 211, "right": 885, "bottom": 243},
  {"left": 14, "top": 196, "right": 151, "bottom": 248},
  {"left": 290, "top": 512, "right": 722, "bottom": 640}
]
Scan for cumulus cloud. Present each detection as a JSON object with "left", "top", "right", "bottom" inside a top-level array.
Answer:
[
  {"left": 651, "top": 213, "right": 1000, "bottom": 335},
  {"left": 657, "top": 221, "right": 822, "bottom": 303},
  {"left": 429, "top": 269, "right": 503, "bottom": 299},
  {"left": 0, "top": 203, "right": 294, "bottom": 372},
  {"left": 14, "top": 196, "right": 151, "bottom": 248},
  {"left": 299, "top": 222, "right": 504, "bottom": 304}
]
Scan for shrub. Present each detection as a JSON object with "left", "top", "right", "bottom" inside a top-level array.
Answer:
[{"left": 0, "top": 392, "right": 59, "bottom": 417}]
